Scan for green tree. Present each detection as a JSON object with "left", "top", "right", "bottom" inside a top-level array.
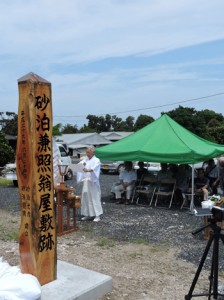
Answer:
[
  {"left": 111, "top": 115, "right": 123, "bottom": 131},
  {"left": 134, "top": 114, "right": 154, "bottom": 131},
  {"left": 207, "top": 125, "right": 224, "bottom": 144},
  {"left": 86, "top": 114, "right": 100, "bottom": 131},
  {"left": 125, "top": 116, "right": 135, "bottom": 131},
  {"left": 199, "top": 109, "right": 224, "bottom": 143},
  {"left": 62, "top": 123, "right": 78, "bottom": 133},
  {"left": 104, "top": 114, "right": 113, "bottom": 131},
  {"left": 0, "top": 112, "right": 18, "bottom": 136},
  {"left": 79, "top": 124, "right": 95, "bottom": 133},
  {"left": 165, "top": 106, "right": 199, "bottom": 133},
  {"left": 113, "top": 116, "right": 135, "bottom": 131},
  {"left": 86, "top": 114, "right": 125, "bottom": 132},
  {"left": 165, "top": 106, "right": 224, "bottom": 143},
  {"left": 52, "top": 123, "right": 62, "bottom": 136},
  {"left": 0, "top": 131, "right": 15, "bottom": 166}
]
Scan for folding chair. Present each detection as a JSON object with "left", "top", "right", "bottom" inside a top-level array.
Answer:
[
  {"left": 132, "top": 175, "right": 158, "bottom": 205},
  {"left": 154, "top": 178, "right": 176, "bottom": 208},
  {"left": 181, "top": 189, "right": 195, "bottom": 209}
]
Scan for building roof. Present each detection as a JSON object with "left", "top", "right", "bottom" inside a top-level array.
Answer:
[
  {"left": 55, "top": 133, "right": 111, "bottom": 146},
  {"left": 100, "top": 132, "right": 133, "bottom": 141}
]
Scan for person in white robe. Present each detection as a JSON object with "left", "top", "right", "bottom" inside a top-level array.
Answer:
[
  {"left": 76, "top": 146, "right": 103, "bottom": 222},
  {"left": 52, "top": 138, "right": 61, "bottom": 185}
]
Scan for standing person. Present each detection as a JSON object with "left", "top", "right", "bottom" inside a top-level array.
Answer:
[
  {"left": 114, "top": 161, "right": 137, "bottom": 204},
  {"left": 52, "top": 138, "right": 61, "bottom": 185},
  {"left": 77, "top": 146, "right": 103, "bottom": 222}
]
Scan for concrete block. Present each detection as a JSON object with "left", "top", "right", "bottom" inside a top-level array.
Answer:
[{"left": 41, "top": 260, "right": 112, "bottom": 300}]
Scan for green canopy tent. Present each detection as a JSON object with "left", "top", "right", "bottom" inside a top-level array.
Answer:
[
  {"left": 96, "top": 114, "right": 224, "bottom": 211},
  {"left": 96, "top": 114, "right": 224, "bottom": 164}
]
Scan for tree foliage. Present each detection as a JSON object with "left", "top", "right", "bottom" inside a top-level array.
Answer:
[
  {"left": 164, "top": 106, "right": 199, "bottom": 133},
  {"left": 52, "top": 123, "right": 62, "bottom": 136},
  {"left": 0, "top": 112, "right": 18, "bottom": 136},
  {"left": 2, "top": 106, "right": 224, "bottom": 148},
  {"left": 62, "top": 123, "right": 78, "bottom": 134},
  {"left": 79, "top": 124, "right": 95, "bottom": 133},
  {"left": 86, "top": 114, "right": 114, "bottom": 132},
  {"left": 134, "top": 114, "right": 154, "bottom": 131},
  {"left": 165, "top": 106, "right": 224, "bottom": 143},
  {"left": 0, "top": 131, "right": 15, "bottom": 166}
]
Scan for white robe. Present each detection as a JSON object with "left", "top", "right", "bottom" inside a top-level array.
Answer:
[
  {"left": 77, "top": 156, "right": 103, "bottom": 217},
  {"left": 52, "top": 138, "right": 61, "bottom": 185},
  {"left": 0, "top": 258, "right": 41, "bottom": 300}
]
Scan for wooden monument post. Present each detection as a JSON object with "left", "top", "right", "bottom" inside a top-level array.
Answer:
[{"left": 16, "top": 72, "right": 56, "bottom": 285}]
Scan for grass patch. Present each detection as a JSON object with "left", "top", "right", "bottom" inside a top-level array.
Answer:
[
  {"left": 0, "top": 209, "right": 20, "bottom": 241},
  {"left": 131, "top": 238, "right": 170, "bottom": 254},
  {"left": 80, "top": 224, "right": 93, "bottom": 233},
  {"left": 132, "top": 238, "right": 149, "bottom": 245},
  {"left": 4, "top": 231, "right": 19, "bottom": 241},
  {"left": 96, "top": 237, "right": 115, "bottom": 248},
  {"left": 0, "top": 178, "right": 14, "bottom": 187}
]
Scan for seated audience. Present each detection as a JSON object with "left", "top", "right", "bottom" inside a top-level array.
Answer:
[
  {"left": 174, "top": 164, "right": 190, "bottom": 205},
  {"left": 136, "top": 161, "right": 148, "bottom": 185},
  {"left": 205, "top": 159, "right": 219, "bottom": 194},
  {"left": 169, "top": 164, "right": 178, "bottom": 177},
  {"left": 113, "top": 161, "right": 137, "bottom": 204},
  {"left": 216, "top": 157, "right": 224, "bottom": 195},
  {"left": 157, "top": 163, "right": 173, "bottom": 182},
  {"left": 194, "top": 168, "right": 209, "bottom": 200},
  {"left": 156, "top": 163, "right": 174, "bottom": 192}
]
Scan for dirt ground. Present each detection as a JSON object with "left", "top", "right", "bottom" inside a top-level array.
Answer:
[{"left": 0, "top": 210, "right": 212, "bottom": 300}]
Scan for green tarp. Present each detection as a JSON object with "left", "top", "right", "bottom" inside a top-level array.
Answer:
[{"left": 96, "top": 114, "right": 224, "bottom": 164}]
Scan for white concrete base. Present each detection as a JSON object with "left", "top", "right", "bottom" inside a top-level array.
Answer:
[{"left": 41, "top": 260, "right": 112, "bottom": 300}]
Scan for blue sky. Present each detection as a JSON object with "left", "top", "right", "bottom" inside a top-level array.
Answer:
[{"left": 0, "top": 0, "right": 224, "bottom": 128}]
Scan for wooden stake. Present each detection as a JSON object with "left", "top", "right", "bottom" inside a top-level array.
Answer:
[{"left": 17, "top": 72, "right": 56, "bottom": 285}]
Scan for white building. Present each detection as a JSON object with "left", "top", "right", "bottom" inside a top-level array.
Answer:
[
  {"left": 55, "top": 133, "right": 112, "bottom": 157},
  {"left": 99, "top": 132, "right": 133, "bottom": 142}
]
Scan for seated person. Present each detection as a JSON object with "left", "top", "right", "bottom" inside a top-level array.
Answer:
[
  {"left": 217, "top": 157, "right": 224, "bottom": 195},
  {"left": 113, "top": 161, "right": 137, "bottom": 204},
  {"left": 136, "top": 161, "right": 148, "bottom": 185},
  {"left": 205, "top": 159, "right": 219, "bottom": 195},
  {"left": 194, "top": 168, "right": 209, "bottom": 201},
  {"left": 157, "top": 163, "right": 173, "bottom": 182},
  {"left": 157, "top": 163, "right": 173, "bottom": 191},
  {"left": 174, "top": 164, "right": 190, "bottom": 205}
]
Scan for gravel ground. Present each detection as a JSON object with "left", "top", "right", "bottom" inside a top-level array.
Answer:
[
  {"left": 0, "top": 173, "right": 223, "bottom": 271},
  {"left": 2, "top": 173, "right": 224, "bottom": 299}
]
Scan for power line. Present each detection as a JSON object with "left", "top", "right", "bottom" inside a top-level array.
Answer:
[{"left": 53, "top": 92, "right": 224, "bottom": 118}]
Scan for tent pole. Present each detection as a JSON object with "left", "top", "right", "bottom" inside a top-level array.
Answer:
[{"left": 190, "top": 164, "right": 195, "bottom": 213}]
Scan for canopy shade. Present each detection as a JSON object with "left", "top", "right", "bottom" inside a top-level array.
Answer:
[{"left": 96, "top": 114, "right": 224, "bottom": 164}]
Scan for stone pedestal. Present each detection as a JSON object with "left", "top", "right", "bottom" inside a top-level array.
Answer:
[{"left": 41, "top": 260, "right": 112, "bottom": 300}]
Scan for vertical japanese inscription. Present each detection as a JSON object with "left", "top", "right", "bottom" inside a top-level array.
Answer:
[
  {"left": 19, "top": 111, "right": 31, "bottom": 235},
  {"left": 35, "top": 95, "right": 54, "bottom": 252},
  {"left": 17, "top": 73, "right": 56, "bottom": 285}
]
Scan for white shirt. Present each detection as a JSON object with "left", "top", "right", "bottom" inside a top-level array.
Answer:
[{"left": 119, "top": 169, "right": 137, "bottom": 184}]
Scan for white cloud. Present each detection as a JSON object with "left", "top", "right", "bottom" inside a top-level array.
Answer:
[
  {"left": 0, "top": 0, "right": 224, "bottom": 125},
  {"left": 0, "top": 0, "right": 224, "bottom": 63}
]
